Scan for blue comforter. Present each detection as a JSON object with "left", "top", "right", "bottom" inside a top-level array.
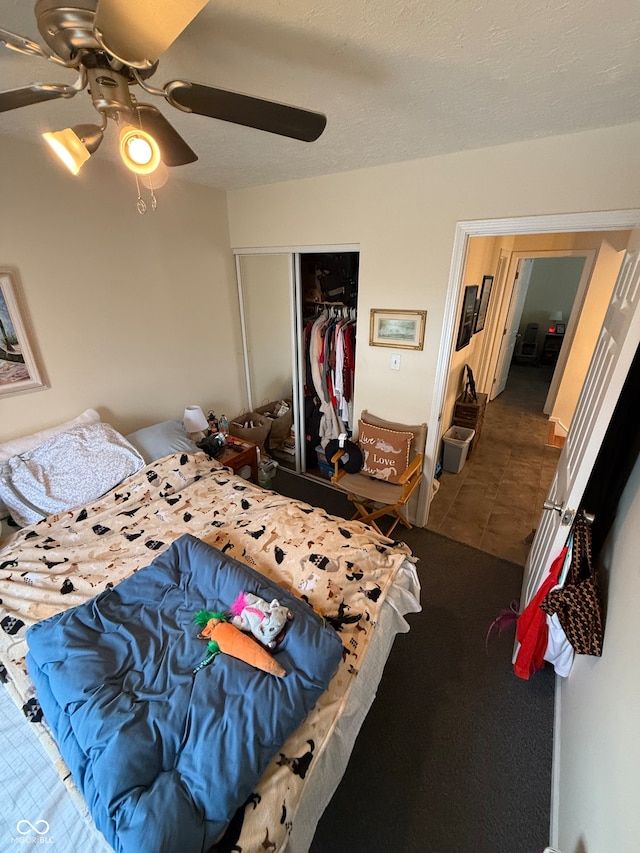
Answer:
[{"left": 26, "top": 534, "right": 343, "bottom": 853}]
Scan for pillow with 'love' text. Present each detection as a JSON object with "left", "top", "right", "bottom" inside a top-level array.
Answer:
[{"left": 357, "top": 420, "right": 413, "bottom": 484}]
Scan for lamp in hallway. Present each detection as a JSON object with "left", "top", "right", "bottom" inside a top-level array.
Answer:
[{"left": 548, "top": 311, "right": 564, "bottom": 333}]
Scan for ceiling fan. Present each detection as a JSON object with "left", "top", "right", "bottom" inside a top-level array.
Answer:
[{"left": 0, "top": 0, "right": 327, "bottom": 184}]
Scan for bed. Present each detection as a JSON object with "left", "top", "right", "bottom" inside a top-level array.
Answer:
[{"left": 0, "top": 411, "right": 421, "bottom": 853}]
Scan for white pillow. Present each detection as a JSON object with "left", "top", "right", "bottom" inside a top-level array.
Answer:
[
  {"left": 0, "top": 408, "right": 101, "bottom": 463},
  {"left": 0, "top": 422, "right": 144, "bottom": 527},
  {"left": 0, "top": 409, "right": 101, "bottom": 520}
]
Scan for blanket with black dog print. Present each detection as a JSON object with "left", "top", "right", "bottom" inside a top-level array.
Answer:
[{"left": 0, "top": 451, "right": 414, "bottom": 852}]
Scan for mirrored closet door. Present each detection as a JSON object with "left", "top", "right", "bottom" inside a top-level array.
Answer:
[{"left": 235, "top": 246, "right": 359, "bottom": 479}]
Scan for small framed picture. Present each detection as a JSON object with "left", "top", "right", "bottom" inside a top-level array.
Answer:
[
  {"left": 369, "top": 309, "right": 427, "bottom": 350},
  {"left": 555, "top": 323, "right": 566, "bottom": 335},
  {"left": 473, "top": 275, "right": 493, "bottom": 334},
  {"left": 0, "top": 269, "right": 46, "bottom": 398},
  {"left": 456, "top": 285, "right": 478, "bottom": 351}
]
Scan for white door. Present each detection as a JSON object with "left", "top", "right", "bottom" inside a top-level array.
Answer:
[
  {"left": 491, "top": 258, "right": 534, "bottom": 399},
  {"left": 519, "top": 229, "right": 640, "bottom": 611}
]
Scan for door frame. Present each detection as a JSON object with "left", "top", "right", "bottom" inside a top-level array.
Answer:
[{"left": 422, "top": 209, "right": 640, "bottom": 527}]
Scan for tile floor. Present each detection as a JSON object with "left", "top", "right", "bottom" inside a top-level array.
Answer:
[{"left": 426, "top": 363, "right": 562, "bottom": 565}]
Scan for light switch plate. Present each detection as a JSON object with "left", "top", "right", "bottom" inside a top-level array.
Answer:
[{"left": 390, "top": 352, "right": 401, "bottom": 370}]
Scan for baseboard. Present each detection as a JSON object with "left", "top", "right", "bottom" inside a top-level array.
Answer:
[
  {"left": 546, "top": 422, "right": 566, "bottom": 448},
  {"left": 549, "top": 674, "right": 562, "bottom": 847}
]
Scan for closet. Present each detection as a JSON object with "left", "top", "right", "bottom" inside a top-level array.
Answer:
[{"left": 235, "top": 246, "right": 359, "bottom": 479}]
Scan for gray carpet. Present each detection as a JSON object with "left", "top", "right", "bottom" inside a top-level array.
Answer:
[{"left": 272, "top": 468, "right": 555, "bottom": 853}]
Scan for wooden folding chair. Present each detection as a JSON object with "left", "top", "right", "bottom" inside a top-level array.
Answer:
[{"left": 330, "top": 410, "right": 427, "bottom": 537}]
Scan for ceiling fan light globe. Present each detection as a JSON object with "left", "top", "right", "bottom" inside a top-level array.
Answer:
[
  {"left": 42, "top": 128, "right": 91, "bottom": 175},
  {"left": 128, "top": 136, "right": 153, "bottom": 165},
  {"left": 119, "top": 126, "right": 161, "bottom": 175}
]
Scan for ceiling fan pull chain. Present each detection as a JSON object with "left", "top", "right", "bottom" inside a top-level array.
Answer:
[
  {"left": 135, "top": 174, "right": 147, "bottom": 215},
  {"left": 133, "top": 103, "right": 158, "bottom": 212}
]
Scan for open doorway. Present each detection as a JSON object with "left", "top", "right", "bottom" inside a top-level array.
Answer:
[
  {"left": 424, "top": 222, "right": 634, "bottom": 564},
  {"left": 494, "top": 256, "right": 585, "bottom": 390},
  {"left": 485, "top": 249, "right": 598, "bottom": 441}
]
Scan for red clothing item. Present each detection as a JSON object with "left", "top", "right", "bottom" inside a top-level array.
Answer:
[
  {"left": 343, "top": 322, "right": 355, "bottom": 402},
  {"left": 514, "top": 546, "right": 568, "bottom": 680}
]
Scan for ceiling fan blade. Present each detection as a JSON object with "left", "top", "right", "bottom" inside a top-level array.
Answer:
[
  {"left": 0, "top": 27, "right": 63, "bottom": 64},
  {"left": 166, "top": 82, "right": 327, "bottom": 143},
  {"left": 0, "top": 84, "right": 75, "bottom": 114},
  {"left": 94, "top": 0, "right": 208, "bottom": 65},
  {"left": 135, "top": 104, "right": 198, "bottom": 167}
]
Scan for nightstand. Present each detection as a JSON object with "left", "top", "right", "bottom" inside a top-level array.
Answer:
[
  {"left": 216, "top": 438, "right": 259, "bottom": 484},
  {"left": 542, "top": 332, "right": 564, "bottom": 366}
]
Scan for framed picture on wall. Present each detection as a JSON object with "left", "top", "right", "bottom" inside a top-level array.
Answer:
[
  {"left": 369, "top": 309, "right": 427, "bottom": 350},
  {"left": 455, "top": 285, "right": 478, "bottom": 351},
  {"left": 0, "top": 269, "right": 46, "bottom": 397},
  {"left": 473, "top": 275, "right": 494, "bottom": 334}
]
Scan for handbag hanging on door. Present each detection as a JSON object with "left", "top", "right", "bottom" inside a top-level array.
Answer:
[{"left": 541, "top": 512, "right": 604, "bottom": 657}]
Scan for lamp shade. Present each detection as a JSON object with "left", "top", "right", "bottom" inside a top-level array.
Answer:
[
  {"left": 43, "top": 124, "right": 104, "bottom": 176},
  {"left": 549, "top": 310, "right": 564, "bottom": 322},
  {"left": 43, "top": 128, "right": 91, "bottom": 175},
  {"left": 183, "top": 405, "right": 208, "bottom": 434}
]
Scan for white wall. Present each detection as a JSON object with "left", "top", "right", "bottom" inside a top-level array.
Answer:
[
  {"left": 0, "top": 135, "right": 244, "bottom": 441},
  {"left": 556, "top": 453, "right": 640, "bottom": 853},
  {"left": 227, "top": 123, "right": 640, "bottom": 443}
]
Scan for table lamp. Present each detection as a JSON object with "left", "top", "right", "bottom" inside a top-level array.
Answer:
[
  {"left": 548, "top": 311, "right": 563, "bottom": 333},
  {"left": 183, "top": 405, "right": 208, "bottom": 442}
]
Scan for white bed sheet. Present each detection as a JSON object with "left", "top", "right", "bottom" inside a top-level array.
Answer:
[
  {"left": 284, "top": 558, "right": 421, "bottom": 853},
  {"left": 0, "top": 683, "right": 111, "bottom": 851}
]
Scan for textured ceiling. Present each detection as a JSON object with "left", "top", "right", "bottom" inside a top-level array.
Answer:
[{"left": 1, "top": 0, "right": 639, "bottom": 189}]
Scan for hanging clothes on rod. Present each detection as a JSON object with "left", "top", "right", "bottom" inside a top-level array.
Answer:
[
  {"left": 331, "top": 309, "right": 356, "bottom": 430},
  {"left": 304, "top": 305, "right": 357, "bottom": 448}
]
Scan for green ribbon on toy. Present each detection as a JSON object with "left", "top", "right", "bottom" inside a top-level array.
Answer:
[
  {"left": 194, "top": 609, "right": 228, "bottom": 627},
  {"left": 193, "top": 639, "right": 220, "bottom": 674},
  {"left": 193, "top": 610, "right": 228, "bottom": 674}
]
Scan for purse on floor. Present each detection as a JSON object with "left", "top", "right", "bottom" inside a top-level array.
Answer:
[{"left": 541, "top": 513, "right": 604, "bottom": 657}]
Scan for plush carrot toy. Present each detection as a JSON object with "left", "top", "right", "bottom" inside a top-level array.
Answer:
[{"left": 193, "top": 610, "right": 286, "bottom": 677}]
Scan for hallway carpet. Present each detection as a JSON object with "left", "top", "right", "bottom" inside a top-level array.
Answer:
[{"left": 272, "top": 468, "right": 555, "bottom": 853}]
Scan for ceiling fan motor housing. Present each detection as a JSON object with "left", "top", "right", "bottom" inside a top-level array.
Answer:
[
  {"left": 83, "top": 54, "right": 144, "bottom": 120},
  {"left": 35, "top": 0, "right": 100, "bottom": 63}
]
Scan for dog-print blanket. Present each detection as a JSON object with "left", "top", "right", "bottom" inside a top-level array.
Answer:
[{"left": 0, "top": 451, "right": 414, "bottom": 852}]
